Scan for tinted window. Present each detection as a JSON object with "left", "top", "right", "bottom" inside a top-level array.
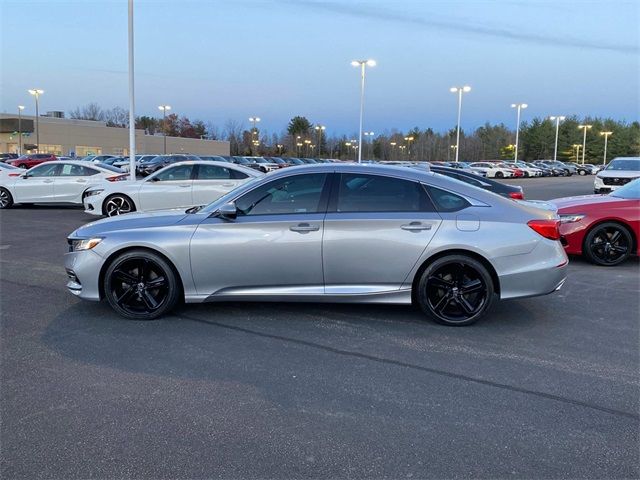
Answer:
[
  {"left": 59, "top": 164, "right": 98, "bottom": 176},
  {"left": 336, "top": 174, "right": 434, "bottom": 212},
  {"left": 197, "top": 164, "right": 232, "bottom": 180},
  {"left": 153, "top": 164, "right": 193, "bottom": 181},
  {"left": 605, "top": 159, "right": 640, "bottom": 171},
  {"left": 28, "top": 164, "right": 59, "bottom": 177},
  {"left": 426, "top": 186, "right": 470, "bottom": 212},
  {"left": 236, "top": 173, "right": 328, "bottom": 216}
]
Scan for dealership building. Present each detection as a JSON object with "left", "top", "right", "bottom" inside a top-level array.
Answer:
[{"left": 0, "top": 113, "right": 230, "bottom": 157}]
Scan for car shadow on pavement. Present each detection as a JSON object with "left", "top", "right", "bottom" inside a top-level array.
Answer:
[{"left": 42, "top": 298, "right": 540, "bottom": 385}]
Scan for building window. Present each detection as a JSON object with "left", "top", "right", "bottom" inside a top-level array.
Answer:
[
  {"left": 39, "top": 144, "right": 63, "bottom": 155},
  {"left": 75, "top": 146, "right": 102, "bottom": 157}
]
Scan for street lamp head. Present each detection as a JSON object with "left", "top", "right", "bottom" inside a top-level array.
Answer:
[
  {"left": 158, "top": 105, "right": 171, "bottom": 111},
  {"left": 390, "top": 142, "right": 397, "bottom": 146},
  {"left": 600, "top": 131, "right": 613, "bottom": 136},
  {"left": 366, "top": 59, "right": 376, "bottom": 67},
  {"left": 451, "top": 86, "right": 471, "bottom": 93},
  {"left": 351, "top": 60, "right": 360, "bottom": 67},
  {"left": 449, "top": 87, "right": 458, "bottom": 93},
  {"left": 521, "top": 104, "right": 528, "bottom": 109},
  {"left": 578, "top": 124, "right": 593, "bottom": 129},
  {"left": 512, "top": 103, "right": 527, "bottom": 108},
  {"left": 351, "top": 59, "right": 376, "bottom": 67},
  {"left": 462, "top": 86, "right": 471, "bottom": 92},
  {"left": 18, "top": 105, "right": 25, "bottom": 110},
  {"left": 28, "top": 89, "right": 44, "bottom": 95}
]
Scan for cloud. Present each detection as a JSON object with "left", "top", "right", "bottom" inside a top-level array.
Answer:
[{"left": 275, "top": 0, "right": 638, "bottom": 55}]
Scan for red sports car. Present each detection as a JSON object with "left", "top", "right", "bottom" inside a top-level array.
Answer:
[
  {"left": 7, "top": 153, "right": 57, "bottom": 169},
  {"left": 551, "top": 179, "right": 639, "bottom": 266}
]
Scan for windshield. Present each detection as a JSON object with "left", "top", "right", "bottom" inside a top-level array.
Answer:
[
  {"left": 605, "top": 159, "right": 640, "bottom": 171},
  {"left": 610, "top": 178, "right": 640, "bottom": 199},
  {"left": 0, "top": 163, "right": 19, "bottom": 170}
]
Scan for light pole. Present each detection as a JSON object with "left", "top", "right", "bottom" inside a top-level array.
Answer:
[
  {"left": 600, "top": 131, "right": 613, "bottom": 165},
  {"left": 449, "top": 145, "right": 457, "bottom": 162},
  {"left": 573, "top": 144, "right": 581, "bottom": 163},
  {"left": 249, "top": 117, "right": 261, "bottom": 155},
  {"left": 304, "top": 139, "right": 311, "bottom": 156},
  {"left": 351, "top": 59, "right": 376, "bottom": 163},
  {"left": 27, "top": 89, "right": 44, "bottom": 152},
  {"left": 364, "top": 131, "right": 374, "bottom": 159},
  {"left": 549, "top": 115, "right": 565, "bottom": 161},
  {"left": 296, "top": 142, "right": 303, "bottom": 156},
  {"left": 158, "top": 105, "right": 171, "bottom": 154},
  {"left": 404, "top": 135, "right": 414, "bottom": 160},
  {"left": 511, "top": 103, "right": 527, "bottom": 162},
  {"left": 315, "top": 125, "right": 326, "bottom": 157},
  {"left": 450, "top": 86, "right": 471, "bottom": 162},
  {"left": 350, "top": 139, "right": 358, "bottom": 161},
  {"left": 578, "top": 124, "right": 592, "bottom": 164},
  {"left": 127, "top": 0, "right": 136, "bottom": 180},
  {"left": 17, "top": 105, "right": 25, "bottom": 154},
  {"left": 276, "top": 144, "right": 284, "bottom": 155},
  {"left": 389, "top": 141, "right": 397, "bottom": 160}
]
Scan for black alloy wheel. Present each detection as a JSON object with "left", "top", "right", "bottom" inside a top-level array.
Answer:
[
  {"left": 104, "top": 194, "right": 135, "bottom": 217},
  {"left": 584, "top": 222, "right": 633, "bottom": 266},
  {"left": 104, "top": 250, "right": 180, "bottom": 319},
  {"left": 417, "top": 255, "right": 494, "bottom": 326},
  {"left": 0, "top": 188, "right": 13, "bottom": 209},
  {"left": 495, "top": 171, "right": 504, "bottom": 178},
  {"left": 18, "top": 163, "right": 28, "bottom": 169}
]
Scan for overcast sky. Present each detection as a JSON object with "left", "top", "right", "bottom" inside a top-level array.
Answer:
[{"left": 1, "top": 0, "right": 638, "bottom": 136}]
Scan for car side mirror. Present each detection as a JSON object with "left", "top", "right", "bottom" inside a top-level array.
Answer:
[
  {"left": 217, "top": 202, "right": 237, "bottom": 220},
  {"left": 21, "top": 173, "right": 29, "bottom": 179}
]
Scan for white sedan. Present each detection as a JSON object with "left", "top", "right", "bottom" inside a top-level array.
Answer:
[
  {"left": 514, "top": 162, "right": 543, "bottom": 177},
  {"left": 469, "top": 162, "right": 515, "bottom": 178},
  {"left": 83, "top": 161, "right": 263, "bottom": 217},
  {"left": 0, "top": 161, "right": 127, "bottom": 209}
]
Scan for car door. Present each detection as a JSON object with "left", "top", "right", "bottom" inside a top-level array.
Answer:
[
  {"left": 53, "top": 163, "right": 100, "bottom": 203},
  {"left": 189, "top": 173, "right": 330, "bottom": 297},
  {"left": 322, "top": 172, "right": 442, "bottom": 293},
  {"left": 138, "top": 164, "right": 195, "bottom": 211},
  {"left": 11, "top": 163, "right": 60, "bottom": 202},
  {"left": 192, "top": 164, "right": 246, "bottom": 205}
]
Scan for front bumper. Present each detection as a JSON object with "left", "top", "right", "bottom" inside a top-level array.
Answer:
[
  {"left": 64, "top": 249, "right": 104, "bottom": 301},
  {"left": 83, "top": 197, "right": 104, "bottom": 216}
]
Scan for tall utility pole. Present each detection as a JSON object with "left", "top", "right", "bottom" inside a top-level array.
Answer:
[
  {"left": 511, "top": 103, "right": 527, "bottom": 162},
  {"left": 600, "top": 131, "right": 613, "bottom": 165},
  {"left": 450, "top": 86, "right": 471, "bottom": 162},
  {"left": 127, "top": 0, "right": 136, "bottom": 180},
  {"left": 351, "top": 59, "right": 376, "bottom": 163},
  {"left": 578, "top": 124, "right": 592, "bottom": 165},
  {"left": 249, "top": 116, "right": 261, "bottom": 155},
  {"left": 27, "top": 89, "right": 43, "bottom": 152},
  {"left": 17, "top": 106, "right": 25, "bottom": 154},
  {"left": 158, "top": 105, "right": 171, "bottom": 154},
  {"left": 315, "top": 125, "right": 326, "bottom": 157},
  {"left": 549, "top": 115, "right": 565, "bottom": 161}
]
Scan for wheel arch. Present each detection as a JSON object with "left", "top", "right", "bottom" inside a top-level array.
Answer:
[
  {"left": 411, "top": 249, "right": 501, "bottom": 303},
  {"left": 98, "top": 246, "right": 185, "bottom": 300}
]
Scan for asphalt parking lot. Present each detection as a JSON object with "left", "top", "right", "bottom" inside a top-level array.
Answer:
[{"left": 1, "top": 175, "right": 638, "bottom": 479}]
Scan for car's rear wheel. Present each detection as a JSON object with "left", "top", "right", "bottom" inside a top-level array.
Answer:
[
  {"left": 0, "top": 188, "right": 13, "bottom": 209},
  {"left": 578, "top": 169, "right": 587, "bottom": 176},
  {"left": 583, "top": 222, "right": 632, "bottom": 266},
  {"left": 18, "top": 163, "right": 28, "bottom": 169},
  {"left": 103, "top": 194, "right": 135, "bottom": 217},
  {"left": 104, "top": 250, "right": 180, "bottom": 320},
  {"left": 416, "top": 255, "right": 494, "bottom": 326},
  {"left": 495, "top": 171, "right": 504, "bottom": 178}
]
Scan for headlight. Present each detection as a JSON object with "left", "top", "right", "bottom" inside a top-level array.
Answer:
[
  {"left": 84, "top": 189, "right": 104, "bottom": 197},
  {"left": 68, "top": 237, "right": 104, "bottom": 251},
  {"left": 559, "top": 214, "right": 585, "bottom": 224}
]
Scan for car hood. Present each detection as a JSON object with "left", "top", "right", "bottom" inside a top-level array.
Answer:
[
  {"left": 549, "top": 194, "right": 620, "bottom": 210},
  {"left": 597, "top": 170, "right": 640, "bottom": 178},
  {"left": 70, "top": 209, "right": 189, "bottom": 237}
]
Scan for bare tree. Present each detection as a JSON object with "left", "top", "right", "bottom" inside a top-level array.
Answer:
[
  {"left": 69, "top": 102, "right": 105, "bottom": 121},
  {"left": 104, "top": 107, "right": 129, "bottom": 127}
]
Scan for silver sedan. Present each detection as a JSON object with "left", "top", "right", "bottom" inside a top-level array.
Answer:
[{"left": 65, "top": 164, "right": 568, "bottom": 326}]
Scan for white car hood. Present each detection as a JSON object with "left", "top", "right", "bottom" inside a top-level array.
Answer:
[{"left": 597, "top": 170, "right": 640, "bottom": 178}]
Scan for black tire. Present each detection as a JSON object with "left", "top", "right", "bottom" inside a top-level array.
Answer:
[
  {"left": 578, "top": 169, "right": 587, "bottom": 176},
  {"left": 104, "top": 250, "right": 181, "bottom": 320},
  {"left": 583, "top": 222, "right": 633, "bottom": 266},
  {"left": 416, "top": 255, "right": 495, "bottom": 326},
  {"left": 0, "top": 187, "right": 13, "bottom": 209},
  {"left": 103, "top": 194, "right": 136, "bottom": 217},
  {"left": 18, "top": 163, "right": 28, "bottom": 169},
  {"left": 495, "top": 171, "right": 504, "bottom": 178}
]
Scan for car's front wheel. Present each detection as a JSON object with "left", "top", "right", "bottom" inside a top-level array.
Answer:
[
  {"left": 578, "top": 169, "right": 587, "bottom": 176},
  {"left": 495, "top": 171, "right": 504, "bottom": 178},
  {"left": 416, "top": 255, "right": 495, "bottom": 326},
  {"left": 103, "top": 194, "right": 135, "bottom": 217},
  {"left": 18, "top": 163, "right": 28, "bottom": 169},
  {"left": 0, "top": 188, "right": 13, "bottom": 209},
  {"left": 104, "top": 250, "right": 181, "bottom": 320},
  {"left": 583, "top": 222, "right": 632, "bottom": 266}
]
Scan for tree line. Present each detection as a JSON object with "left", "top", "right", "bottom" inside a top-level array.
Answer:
[{"left": 68, "top": 103, "right": 639, "bottom": 163}]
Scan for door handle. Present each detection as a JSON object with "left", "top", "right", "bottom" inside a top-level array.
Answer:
[
  {"left": 75, "top": 179, "right": 87, "bottom": 183},
  {"left": 43, "top": 179, "right": 54, "bottom": 183},
  {"left": 401, "top": 222, "right": 433, "bottom": 231},
  {"left": 222, "top": 183, "right": 235, "bottom": 187},
  {"left": 290, "top": 223, "right": 320, "bottom": 233},
  {"left": 178, "top": 184, "right": 191, "bottom": 188}
]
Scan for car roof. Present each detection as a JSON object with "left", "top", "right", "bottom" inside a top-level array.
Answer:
[{"left": 151, "top": 160, "right": 263, "bottom": 176}]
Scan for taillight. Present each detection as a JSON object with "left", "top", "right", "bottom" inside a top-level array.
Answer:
[
  {"left": 509, "top": 191, "right": 524, "bottom": 200},
  {"left": 528, "top": 219, "right": 560, "bottom": 241},
  {"left": 8, "top": 173, "right": 21, "bottom": 177},
  {"left": 106, "top": 174, "right": 128, "bottom": 182}
]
